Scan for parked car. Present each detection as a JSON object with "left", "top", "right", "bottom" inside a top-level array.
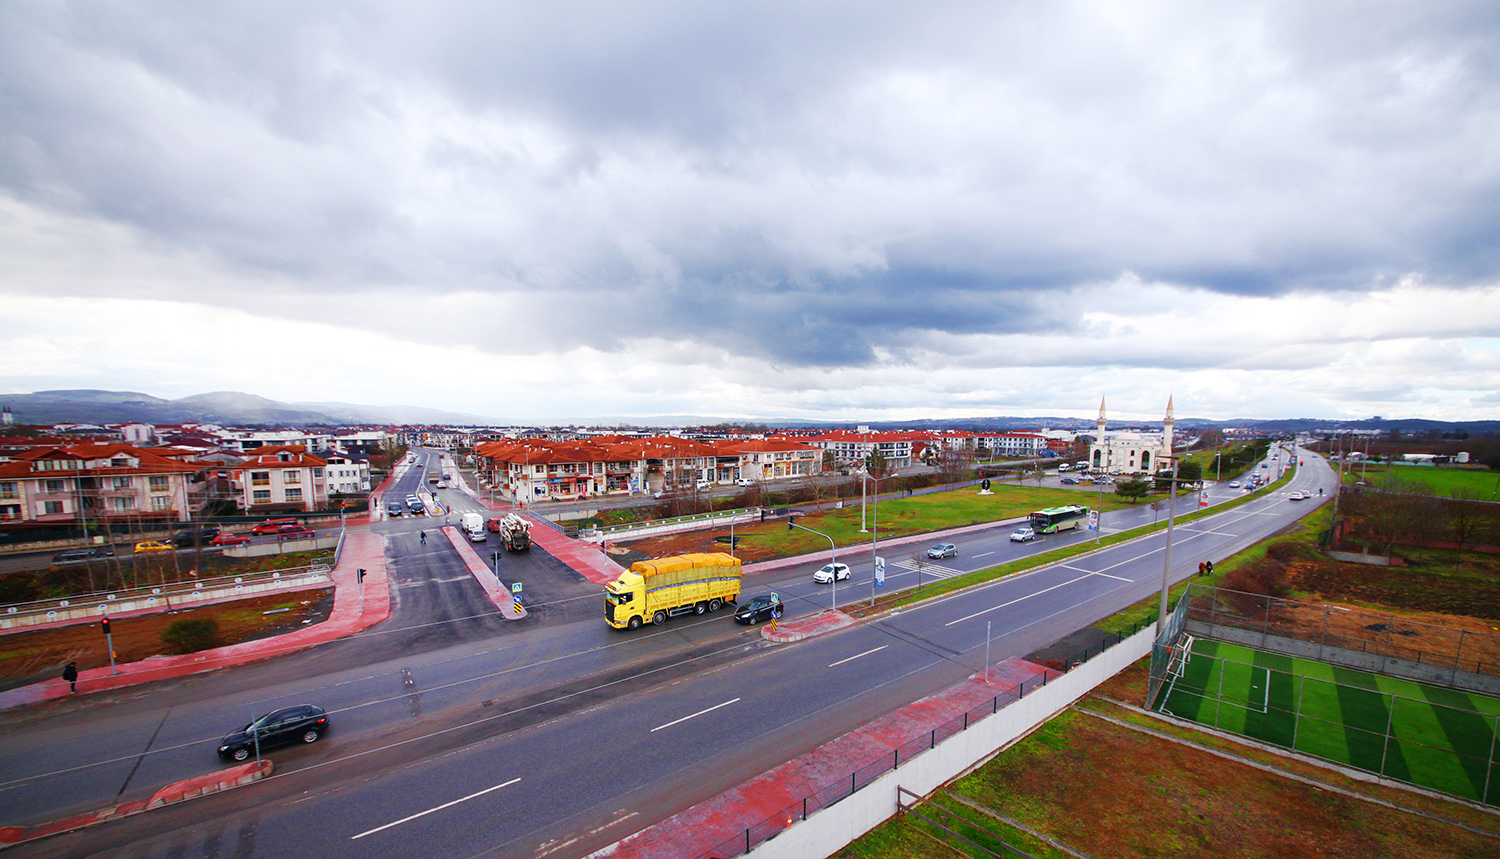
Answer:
[
  {"left": 172, "top": 527, "right": 222, "bottom": 547},
  {"left": 1060, "top": 477, "right": 1077, "bottom": 485},
  {"left": 211, "top": 533, "right": 252, "bottom": 547},
  {"left": 52, "top": 547, "right": 114, "bottom": 564},
  {"left": 927, "top": 543, "right": 957, "bottom": 560},
  {"left": 1009, "top": 527, "right": 1036, "bottom": 543},
  {"left": 275, "top": 525, "right": 313, "bottom": 538},
  {"left": 696, "top": 480, "right": 713, "bottom": 490},
  {"left": 133, "top": 540, "right": 172, "bottom": 554},
  {"left": 386, "top": 501, "right": 403, "bottom": 517},
  {"left": 217, "top": 704, "right": 329, "bottom": 762},
  {"left": 249, "top": 518, "right": 299, "bottom": 535},
  {"left": 734, "top": 594, "right": 783, "bottom": 625},
  {"left": 735, "top": 478, "right": 755, "bottom": 487},
  {"left": 812, "top": 562, "right": 851, "bottom": 584}
]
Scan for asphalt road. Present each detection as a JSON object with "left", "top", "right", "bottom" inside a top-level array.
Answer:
[{"left": 0, "top": 446, "right": 1322, "bottom": 857}]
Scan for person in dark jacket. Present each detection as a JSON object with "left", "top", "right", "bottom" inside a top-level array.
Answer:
[{"left": 62, "top": 661, "right": 78, "bottom": 693}]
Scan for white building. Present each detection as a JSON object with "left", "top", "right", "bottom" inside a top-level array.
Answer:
[{"left": 1089, "top": 396, "right": 1175, "bottom": 473}]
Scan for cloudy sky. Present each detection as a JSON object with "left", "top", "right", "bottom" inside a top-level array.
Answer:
[{"left": 2, "top": 1, "right": 1498, "bottom": 425}]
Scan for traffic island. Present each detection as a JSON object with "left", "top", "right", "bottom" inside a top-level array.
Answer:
[
  {"left": 0, "top": 761, "right": 271, "bottom": 848},
  {"left": 441, "top": 527, "right": 527, "bottom": 620},
  {"left": 760, "top": 610, "right": 854, "bottom": 643}
]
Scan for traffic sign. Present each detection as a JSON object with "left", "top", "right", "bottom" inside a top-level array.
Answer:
[{"left": 511, "top": 582, "right": 522, "bottom": 593}]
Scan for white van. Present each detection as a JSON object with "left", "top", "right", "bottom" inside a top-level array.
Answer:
[{"left": 461, "top": 512, "right": 486, "bottom": 542}]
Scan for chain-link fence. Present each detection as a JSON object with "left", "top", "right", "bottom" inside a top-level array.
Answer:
[
  {"left": 1146, "top": 592, "right": 1191, "bottom": 708},
  {"left": 1157, "top": 645, "right": 1500, "bottom": 806},
  {"left": 1182, "top": 584, "right": 1500, "bottom": 696}
]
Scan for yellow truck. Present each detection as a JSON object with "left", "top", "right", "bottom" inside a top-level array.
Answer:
[{"left": 605, "top": 552, "right": 741, "bottom": 630}]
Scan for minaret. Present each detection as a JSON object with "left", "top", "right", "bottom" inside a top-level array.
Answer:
[
  {"left": 1094, "top": 396, "right": 1107, "bottom": 469},
  {"left": 1163, "top": 395, "right": 1175, "bottom": 460}
]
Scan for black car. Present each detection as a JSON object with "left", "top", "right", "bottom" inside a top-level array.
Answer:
[
  {"left": 217, "top": 704, "right": 329, "bottom": 762},
  {"left": 386, "top": 501, "right": 403, "bottom": 517},
  {"left": 51, "top": 547, "right": 114, "bottom": 564},
  {"left": 734, "top": 594, "right": 783, "bottom": 625},
  {"left": 172, "top": 526, "right": 222, "bottom": 547}
]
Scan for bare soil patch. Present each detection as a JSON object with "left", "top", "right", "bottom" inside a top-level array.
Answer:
[{"left": 0, "top": 588, "right": 334, "bottom": 693}]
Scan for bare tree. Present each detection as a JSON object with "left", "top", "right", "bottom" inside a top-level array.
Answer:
[{"left": 1445, "top": 487, "right": 1493, "bottom": 567}]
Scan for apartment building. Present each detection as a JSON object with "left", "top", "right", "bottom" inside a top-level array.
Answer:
[
  {"left": 0, "top": 442, "right": 205, "bottom": 526},
  {"left": 230, "top": 446, "right": 330, "bottom": 513}
]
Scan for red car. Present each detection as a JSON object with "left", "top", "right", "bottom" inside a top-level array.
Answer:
[
  {"left": 249, "top": 518, "right": 299, "bottom": 534},
  {"left": 486, "top": 517, "right": 504, "bottom": 532},
  {"left": 275, "top": 525, "right": 313, "bottom": 538},
  {"left": 211, "top": 533, "right": 252, "bottom": 546}
]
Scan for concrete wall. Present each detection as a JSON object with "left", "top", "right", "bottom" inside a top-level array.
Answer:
[{"left": 744, "top": 625, "right": 1155, "bottom": 859}]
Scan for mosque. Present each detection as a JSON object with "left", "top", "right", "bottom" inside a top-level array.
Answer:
[{"left": 1089, "top": 396, "right": 1175, "bottom": 474}]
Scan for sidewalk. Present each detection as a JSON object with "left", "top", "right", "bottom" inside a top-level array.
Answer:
[
  {"left": 0, "top": 532, "right": 392, "bottom": 711},
  {"left": 592, "top": 656, "right": 1058, "bottom": 859}
]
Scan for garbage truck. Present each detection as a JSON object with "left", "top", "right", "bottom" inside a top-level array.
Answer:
[
  {"left": 605, "top": 552, "right": 741, "bottom": 630},
  {"left": 498, "top": 513, "right": 532, "bottom": 552}
]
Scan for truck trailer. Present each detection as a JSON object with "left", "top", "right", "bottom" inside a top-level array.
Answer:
[{"left": 605, "top": 552, "right": 741, "bottom": 630}]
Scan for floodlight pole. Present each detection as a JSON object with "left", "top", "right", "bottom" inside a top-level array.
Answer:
[
  {"left": 1157, "top": 454, "right": 1181, "bottom": 626},
  {"left": 789, "top": 519, "right": 839, "bottom": 611}
]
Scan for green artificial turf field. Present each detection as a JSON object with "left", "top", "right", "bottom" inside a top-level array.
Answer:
[{"left": 1156, "top": 638, "right": 1500, "bottom": 805}]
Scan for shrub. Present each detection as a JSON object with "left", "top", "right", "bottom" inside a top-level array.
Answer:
[{"left": 161, "top": 619, "right": 220, "bottom": 654}]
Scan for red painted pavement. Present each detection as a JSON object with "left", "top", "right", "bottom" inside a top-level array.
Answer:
[
  {"left": 595, "top": 657, "right": 1058, "bottom": 859},
  {"left": 0, "top": 761, "right": 271, "bottom": 847}
]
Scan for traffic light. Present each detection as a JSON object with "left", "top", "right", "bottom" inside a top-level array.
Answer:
[
  {"left": 787, "top": 520, "right": 793, "bottom": 531},
  {"left": 100, "top": 617, "right": 110, "bottom": 636},
  {"left": 357, "top": 568, "right": 366, "bottom": 583}
]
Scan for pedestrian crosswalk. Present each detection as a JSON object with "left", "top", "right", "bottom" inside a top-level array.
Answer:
[{"left": 892, "top": 558, "right": 964, "bottom": 579}]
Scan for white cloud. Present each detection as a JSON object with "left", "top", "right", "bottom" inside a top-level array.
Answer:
[{"left": 1, "top": 1, "right": 1498, "bottom": 423}]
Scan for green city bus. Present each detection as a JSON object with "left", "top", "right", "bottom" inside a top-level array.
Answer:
[{"left": 1028, "top": 504, "right": 1090, "bottom": 534}]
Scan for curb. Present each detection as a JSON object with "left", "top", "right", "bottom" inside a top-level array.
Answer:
[
  {"left": 760, "top": 609, "right": 855, "bottom": 643},
  {"left": 0, "top": 761, "right": 270, "bottom": 848}
]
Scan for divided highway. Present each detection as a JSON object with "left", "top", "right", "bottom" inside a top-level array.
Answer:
[{"left": 0, "top": 446, "right": 1330, "bottom": 858}]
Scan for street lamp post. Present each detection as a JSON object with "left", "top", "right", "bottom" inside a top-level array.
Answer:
[{"left": 789, "top": 519, "right": 839, "bottom": 611}]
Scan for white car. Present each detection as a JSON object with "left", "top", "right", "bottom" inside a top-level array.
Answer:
[
  {"left": 812, "top": 563, "right": 851, "bottom": 584},
  {"left": 1228, "top": 481, "right": 1240, "bottom": 488},
  {"left": 1009, "top": 527, "right": 1035, "bottom": 543},
  {"left": 1289, "top": 490, "right": 1308, "bottom": 500},
  {"left": 735, "top": 478, "right": 755, "bottom": 486}
]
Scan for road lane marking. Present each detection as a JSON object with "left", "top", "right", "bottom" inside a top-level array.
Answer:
[
  {"left": 351, "top": 777, "right": 520, "bottom": 839},
  {"left": 650, "top": 698, "right": 740, "bottom": 733},
  {"left": 972, "top": 551, "right": 995, "bottom": 558},
  {"left": 829, "top": 645, "right": 888, "bottom": 667},
  {"left": 944, "top": 573, "right": 1094, "bottom": 626}
]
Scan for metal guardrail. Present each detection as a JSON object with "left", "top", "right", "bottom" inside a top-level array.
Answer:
[
  {"left": 0, "top": 563, "right": 333, "bottom": 627},
  {"left": 597, "top": 506, "right": 759, "bottom": 536}
]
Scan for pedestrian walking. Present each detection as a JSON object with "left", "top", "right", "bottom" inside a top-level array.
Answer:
[
  {"left": 420, "top": 531, "right": 426, "bottom": 545},
  {"left": 62, "top": 661, "right": 78, "bottom": 693}
]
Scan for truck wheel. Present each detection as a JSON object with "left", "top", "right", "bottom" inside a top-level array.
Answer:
[
  {"left": 628, "top": 616, "right": 642, "bottom": 630},
  {"left": 694, "top": 602, "right": 707, "bottom": 615},
  {"left": 708, "top": 598, "right": 722, "bottom": 612},
  {"left": 652, "top": 610, "right": 667, "bottom": 626}
]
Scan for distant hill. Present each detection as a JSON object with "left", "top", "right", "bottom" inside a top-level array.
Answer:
[
  {"left": 1, "top": 389, "right": 1496, "bottom": 434},
  {"left": 0, "top": 390, "right": 504, "bottom": 427}
]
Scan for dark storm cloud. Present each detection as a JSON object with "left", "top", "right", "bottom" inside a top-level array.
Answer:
[{"left": 2, "top": 0, "right": 1498, "bottom": 371}]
